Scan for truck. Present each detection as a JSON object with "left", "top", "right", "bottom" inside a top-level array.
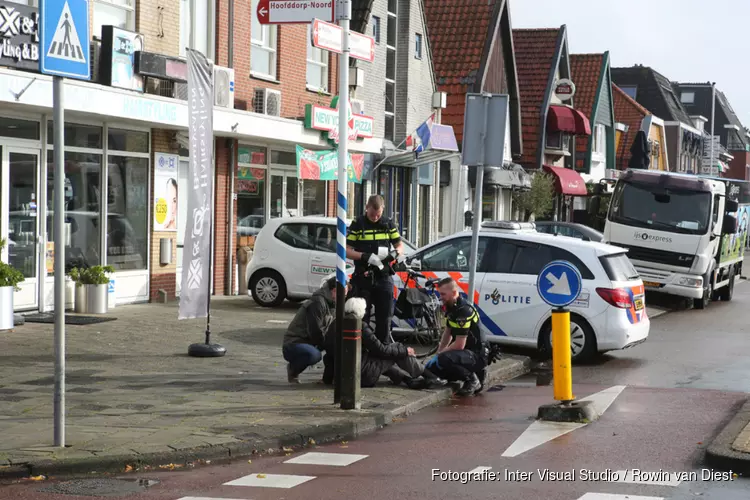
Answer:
[{"left": 602, "top": 169, "right": 750, "bottom": 310}]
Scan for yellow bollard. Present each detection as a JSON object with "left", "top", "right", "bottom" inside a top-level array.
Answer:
[{"left": 551, "top": 309, "right": 574, "bottom": 402}]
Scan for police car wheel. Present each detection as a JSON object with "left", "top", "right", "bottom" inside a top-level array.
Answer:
[
  {"left": 539, "top": 315, "right": 597, "bottom": 364},
  {"left": 250, "top": 270, "right": 287, "bottom": 307}
]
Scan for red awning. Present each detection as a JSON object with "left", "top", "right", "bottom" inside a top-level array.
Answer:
[
  {"left": 542, "top": 165, "right": 588, "bottom": 196},
  {"left": 547, "top": 105, "right": 591, "bottom": 136}
]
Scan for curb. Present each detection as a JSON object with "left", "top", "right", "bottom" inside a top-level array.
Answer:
[
  {"left": 705, "top": 398, "right": 750, "bottom": 475},
  {"left": 1, "top": 356, "right": 530, "bottom": 479}
]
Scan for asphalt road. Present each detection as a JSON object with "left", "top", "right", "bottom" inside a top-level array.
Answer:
[{"left": 5, "top": 282, "right": 750, "bottom": 500}]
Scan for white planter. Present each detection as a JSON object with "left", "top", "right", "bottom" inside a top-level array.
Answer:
[
  {"left": 0, "top": 286, "right": 13, "bottom": 330},
  {"left": 74, "top": 283, "right": 109, "bottom": 314}
]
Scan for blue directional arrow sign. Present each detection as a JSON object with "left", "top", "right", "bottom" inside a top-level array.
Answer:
[
  {"left": 40, "top": 0, "right": 90, "bottom": 79},
  {"left": 536, "top": 260, "right": 583, "bottom": 308}
]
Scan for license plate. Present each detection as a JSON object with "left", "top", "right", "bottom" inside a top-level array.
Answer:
[
  {"left": 634, "top": 297, "right": 644, "bottom": 310},
  {"left": 643, "top": 281, "right": 659, "bottom": 288}
]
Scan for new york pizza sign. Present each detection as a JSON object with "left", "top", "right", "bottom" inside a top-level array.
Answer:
[{"left": 304, "top": 95, "right": 374, "bottom": 145}]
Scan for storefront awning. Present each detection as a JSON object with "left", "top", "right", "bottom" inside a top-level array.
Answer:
[
  {"left": 381, "top": 123, "right": 459, "bottom": 167},
  {"left": 547, "top": 105, "right": 591, "bottom": 136},
  {"left": 543, "top": 165, "right": 588, "bottom": 196}
]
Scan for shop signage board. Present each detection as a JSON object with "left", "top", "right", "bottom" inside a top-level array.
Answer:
[
  {"left": 311, "top": 18, "right": 342, "bottom": 53},
  {"left": 349, "top": 30, "right": 374, "bottom": 62},
  {"left": 256, "top": 0, "right": 334, "bottom": 24},
  {"left": 0, "top": 1, "right": 40, "bottom": 71},
  {"left": 99, "top": 25, "right": 144, "bottom": 92},
  {"left": 554, "top": 78, "right": 575, "bottom": 102},
  {"left": 296, "top": 145, "right": 364, "bottom": 183},
  {"left": 304, "top": 95, "right": 374, "bottom": 145},
  {"left": 40, "top": 0, "right": 90, "bottom": 79}
]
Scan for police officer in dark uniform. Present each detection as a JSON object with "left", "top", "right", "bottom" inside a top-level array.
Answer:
[
  {"left": 425, "top": 277, "right": 489, "bottom": 396},
  {"left": 346, "top": 194, "right": 404, "bottom": 343}
]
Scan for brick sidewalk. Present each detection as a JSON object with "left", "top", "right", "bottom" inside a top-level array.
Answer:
[{"left": 0, "top": 297, "right": 529, "bottom": 478}]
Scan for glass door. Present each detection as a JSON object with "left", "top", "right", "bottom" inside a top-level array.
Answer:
[
  {"left": 269, "top": 172, "right": 300, "bottom": 218},
  {"left": 2, "top": 148, "right": 40, "bottom": 310}
]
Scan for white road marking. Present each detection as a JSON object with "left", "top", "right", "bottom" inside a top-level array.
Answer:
[
  {"left": 266, "top": 319, "right": 288, "bottom": 324},
  {"left": 501, "top": 385, "right": 627, "bottom": 457},
  {"left": 468, "top": 466, "right": 492, "bottom": 473},
  {"left": 224, "top": 473, "right": 316, "bottom": 488},
  {"left": 611, "top": 469, "right": 682, "bottom": 486},
  {"left": 284, "top": 452, "right": 368, "bottom": 466},
  {"left": 577, "top": 494, "right": 664, "bottom": 500}
]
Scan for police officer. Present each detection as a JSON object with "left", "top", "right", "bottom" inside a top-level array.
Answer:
[
  {"left": 426, "top": 277, "right": 489, "bottom": 396},
  {"left": 346, "top": 194, "right": 404, "bottom": 343}
]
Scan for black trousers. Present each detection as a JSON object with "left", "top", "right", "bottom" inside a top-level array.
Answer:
[
  {"left": 351, "top": 274, "right": 394, "bottom": 343},
  {"left": 429, "top": 350, "right": 485, "bottom": 382}
]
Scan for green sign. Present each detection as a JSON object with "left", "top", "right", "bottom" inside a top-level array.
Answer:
[
  {"left": 296, "top": 145, "right": 364, "bottom": 183},
  {"left": 304, "top": 96, "right": 374, "bottom": 146}
]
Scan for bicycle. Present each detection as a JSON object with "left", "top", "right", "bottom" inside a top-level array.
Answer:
[{"left": 392, "top": 267, "right": 444, "bottom": 359}]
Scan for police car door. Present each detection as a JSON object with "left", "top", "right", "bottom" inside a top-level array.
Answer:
[{"left": 308, "top": 224, "right": 337, "bottom": 292}]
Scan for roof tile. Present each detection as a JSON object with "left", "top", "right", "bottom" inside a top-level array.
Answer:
[
  {"left": 613, "top": 84, "right": 650, "bottom": 170},
  {"left": 570, "top": 54, "right": 604, "bottom": 167}
]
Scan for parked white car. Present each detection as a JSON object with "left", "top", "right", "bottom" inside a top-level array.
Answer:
[{"left": 246, "top": 216, "right": 415, "bottom": 306}]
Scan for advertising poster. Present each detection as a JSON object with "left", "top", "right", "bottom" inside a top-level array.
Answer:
[
  {"left": 153, "top": 152, "right": 179, "bottom": 232},
  {"left": 101, "top": 26, "right": 144, "bottom": 92},
  {"left": 295, "top": 145, "right": 364, "bottom": 183}
]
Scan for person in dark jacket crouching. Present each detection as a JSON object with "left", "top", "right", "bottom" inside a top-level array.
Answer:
[{"left": 282, "top": 277, "right": 342, "bottom": 384}]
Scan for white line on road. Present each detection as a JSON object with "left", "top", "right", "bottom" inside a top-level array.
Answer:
[
  {"left": 611, "top": 469, "right": 682, "bottom": 486},
  {"left": 225, "top": 473, "right": 316, "bottom": 488},
  {"left": 501, "top": 385, "right": 627, "bottom": 458},
  {"left": 266, "top": 319, "right": 288, "bottom": 324},
  {"left": 577, "top": 494, "right": 664, "bottom": 500},
  {"left": 468, "top": 466, "right": 492, "bottom": 474},
  {"left": 284, "top": 452, "right": 368, "bottom": 466}
]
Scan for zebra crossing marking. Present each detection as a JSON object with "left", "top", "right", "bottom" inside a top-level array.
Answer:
[
  {"left": 284, "top": 452, "right": 368, "bottom": 466},
  {"left": 224, "top": 473, "right": 316, "bottom": 488}
]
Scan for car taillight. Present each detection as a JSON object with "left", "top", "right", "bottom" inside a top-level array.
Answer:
[{"left": 596, "top": 287, "right": 633, "bottom": 309}]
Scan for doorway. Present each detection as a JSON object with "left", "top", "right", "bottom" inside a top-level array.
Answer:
[
  {"left": 269, "top": 172, "right": 300, "bottom": 218},
  {"left": 1, "top": 147, "right": 41, "bottom": 310}
]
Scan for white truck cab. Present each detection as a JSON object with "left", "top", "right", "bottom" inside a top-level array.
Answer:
[{"left": 603, "top": 169, "right": 749, "bottom": 309}]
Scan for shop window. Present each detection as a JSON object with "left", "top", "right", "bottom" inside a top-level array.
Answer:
[
  {"left": 47, "top": 122, "right": 103, "bottom": 148},
  {"left": 306, "top": 25, "right": 329, "bottom": 92},
  {"left": 236, "top": 164, "right": 266, "bottom": 240},
  {"left": 414, "top": 33, "right": 422, "bottom": 59},
  {"left": 0, "top": 117, "right": 39, "bottom": 140},
  {"left": 303, "top": 180, "right": 327, "bottom": 216},
  {"left": 107, "top": 156, "right": 148, "bottom": 271},
  {"left": 45, "top": 151, "right": 102, "bottom": 275},
  {"left": 271, "top": 150, "right": 296, "bottom": 165},
  {"left": 179, "top": 0, "right": 212, "bottom": 57},
  {"left": 238, "top": 145, "right": 267, "bottom": 165},
  {"left": 251, "top": 0, "right": 277, "bottom": 79},
  {"left": 93, "top": 0, "right": 135, "bottom": 38},
  {"left": 372, "top": 16, "right": 381, "bottom": 44},
  {"left": 108, "top": 128, "right": 149, "bottom": 153}
]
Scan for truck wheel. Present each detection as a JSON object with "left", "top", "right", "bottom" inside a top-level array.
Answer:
[
  {"left": 717, "top": 267, "right": 735, "bottom": 302},
  {"left": 693, "top": 274, "right": 713, "bottom": 310}
]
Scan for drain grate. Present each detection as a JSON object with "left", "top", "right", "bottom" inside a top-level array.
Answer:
[{"left": 39, "top": 478, "right": 159, "bottom": 497}]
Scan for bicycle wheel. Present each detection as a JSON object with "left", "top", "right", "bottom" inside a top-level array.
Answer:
[{"left": 415, "top": 309, "right": 442, "bottom": 359}]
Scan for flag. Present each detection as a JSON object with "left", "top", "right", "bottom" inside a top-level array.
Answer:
[
  {"left": 178, "top": 49, "right": 214, "bottom": 320},
  {"left": 407, "top": 113, "right": 434, "bottom": 159}
]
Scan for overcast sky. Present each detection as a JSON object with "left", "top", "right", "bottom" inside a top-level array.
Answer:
[{"left": 509, "top": 0, "right": 750, "bottom": 126}]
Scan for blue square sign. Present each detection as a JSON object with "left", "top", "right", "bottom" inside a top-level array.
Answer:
[{"left": 39, "top": 0, "right": 90, "bottom": 79}]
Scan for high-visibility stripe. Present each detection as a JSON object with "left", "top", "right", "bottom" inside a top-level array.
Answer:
[{"left": 356, "top": 233, "right": 390, "bottom": 241}]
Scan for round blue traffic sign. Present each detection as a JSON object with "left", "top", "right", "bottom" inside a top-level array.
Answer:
[{"left": 536, "top": 260, "right": 583, "bottom": 308}]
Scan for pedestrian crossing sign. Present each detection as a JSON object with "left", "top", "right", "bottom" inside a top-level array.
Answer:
[{"left": 40, "top": 0, "right": 90, "bottom": 79}]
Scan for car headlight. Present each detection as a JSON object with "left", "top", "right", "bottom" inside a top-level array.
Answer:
[{"left": 677, "top": 277, "right": 702, "bottom": 288}]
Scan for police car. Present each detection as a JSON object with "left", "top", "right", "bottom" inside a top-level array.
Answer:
[
  {"left": 395, "top": 221, "right": 649, "bottom": 363},
  {"left": 246, "top": 216, "right": 416, "bottom": 307}
]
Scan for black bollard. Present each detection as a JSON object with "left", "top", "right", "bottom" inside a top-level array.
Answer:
[{"left": 340, "top": 312, "right": 362, "bottom": 410}]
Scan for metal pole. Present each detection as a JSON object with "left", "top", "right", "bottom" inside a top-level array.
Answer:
[
  {"left": 467, "top": 95, "right": 490, "bottom": 303},
  {"left": 53, "top": 76, "right": 66, "bottom": 447},
  {"left": 551, "top": 307, "right": 574, "bottom": 402},
  {"left": 334, "top": 0, "right": 351, "bottom": 406}
]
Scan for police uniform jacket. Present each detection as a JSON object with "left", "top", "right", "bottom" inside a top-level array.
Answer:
[{"left": 346, "top": 214, "right": 401, "bottom": 277}]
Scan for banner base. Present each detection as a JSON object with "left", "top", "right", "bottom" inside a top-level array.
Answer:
[{"left": 188, "top": 342, "right": 227, "bottom": 357}]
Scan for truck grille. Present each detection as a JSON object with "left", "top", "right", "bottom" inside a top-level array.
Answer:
[{"left": 616, "top": 243, "right": 695, "bottom": 268}]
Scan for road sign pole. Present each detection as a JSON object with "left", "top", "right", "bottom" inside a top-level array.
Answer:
[
  {"left": 52, "top": 75, "right": 66, "bottom": 448},
  {"left": 467, "top": 95, "right": 490, "bottom": 303},
  {"left": 551, "top": 307, "right": 573, "bottom": 402},
  {"left": 333, "top": 0, "right": 351, "bottom": 407}
]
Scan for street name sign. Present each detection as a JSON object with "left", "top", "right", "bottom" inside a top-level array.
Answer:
[
  {"left": 40, "top": 0, "right": 90, "bottom": 79},
  {"left": 256, "top": 0, "right": 335, "bottom": 24},
  {"left": 349, "top": 30, "right": 375, "bottom": 62},
  {"left": 536, "top": 260, "right": 583, "bottom": 308},
  {"left": 311, "top": 18, "right": 342, "bottom": 53}
]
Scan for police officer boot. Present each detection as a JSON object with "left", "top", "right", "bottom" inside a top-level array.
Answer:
[{"left": 457, "top": 373, "right": 481, "bottom": 396}]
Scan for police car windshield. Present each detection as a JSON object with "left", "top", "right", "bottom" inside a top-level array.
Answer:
[{"left": 609, "top": 181, "right": 711, "bottom": 235}]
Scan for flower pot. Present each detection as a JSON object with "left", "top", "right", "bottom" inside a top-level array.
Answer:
[
  {"left": 85, "top": 283, "right": 108, "bottom": 314},
  {"left": 74, "top": 283, "right": 87, "bottom": 313},
  {"left": 0, "top": 286, "right": 14, "bottom": 330}
]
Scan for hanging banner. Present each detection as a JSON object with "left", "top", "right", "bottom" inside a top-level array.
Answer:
[
  {"left": 153, "top": 152, "right": 179, "bottom": 232},
  {"left": 178, "top": 49, "right": 214, "bottom": 320},
  {"left": 295, "top": 145, "right": 364, "bottom": 183}
]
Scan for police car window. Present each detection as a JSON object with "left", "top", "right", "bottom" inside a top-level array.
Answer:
[
  {"left": 419, "top": 237, "right": 489, "bottom": 272},
  {"left": 312, "top": 224, "right": 336, "bottom": 253},
  {"left": 274, "top": 223, "right": 312, "bottom": 250},
  {"left": 510, "top": 243, "right": 594, "bottom": 279},
  {"left": 484, "top": 239, "right": 517, "bottom": 273}
]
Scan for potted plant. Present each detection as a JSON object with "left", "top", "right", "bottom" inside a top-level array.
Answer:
[
  {"left": 0, "top": 238, "right": 25, "bottom": 330},
  {"left": 68, "top": 265, "right": 114, "bottom": 314}
]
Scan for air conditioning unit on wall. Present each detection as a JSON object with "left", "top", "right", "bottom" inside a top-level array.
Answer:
[
  {"left": 351, "top": 99, "right": 365, "bottom": 115},
  {"left": 254, "top": 88, "right": 281, "bottom": 117},
  {"left": 213, "top": 65, "right": 235, "bottom": 109}
]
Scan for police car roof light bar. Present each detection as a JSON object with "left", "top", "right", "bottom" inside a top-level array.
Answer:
[{"left": 482, "top": 221, "right": 537, "bottom": 231}]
